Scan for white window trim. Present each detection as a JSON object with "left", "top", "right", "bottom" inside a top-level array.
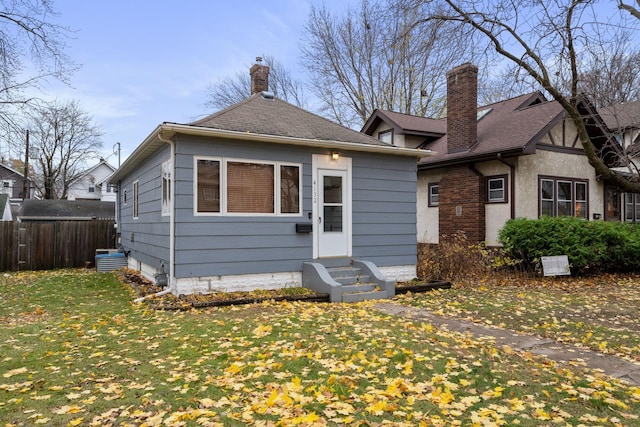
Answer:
[
  {"left": 193, "top": 156, "right": 302, "bottom": 217},
  {"left": 487, "top": 177, "right": 506, "bottom": 202},
  {"left": 428, "top": 183, "right": 439, "bottom": 207},
  {"left": 132, "top": 180, "right": 139, "bottom": 220},
  {"left": 278, "top": 161, "right": 303, "bottom": 217},
  {"left": 161, "top": 159, "right": 172, "bottom": 217}
]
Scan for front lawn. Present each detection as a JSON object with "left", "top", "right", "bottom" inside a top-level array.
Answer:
[
  {"left": 1, "top": 270, "right": 639, "bottom": 426},
  {"left": 398, "top": 273, "right": 640, "bottom": 363}
]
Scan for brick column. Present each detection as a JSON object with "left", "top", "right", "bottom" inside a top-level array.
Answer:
[{"left": 438, "top": 165, "right": 485, "bottom": 242}]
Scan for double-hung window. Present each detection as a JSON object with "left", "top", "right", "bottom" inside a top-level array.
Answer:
[
  {"left": 428, "top": 183, "right": 439, "bottom": 207},
  {"left": 486, "top": 175, "right": 507, "bottom": 203},
  {"left": 195, "top": 157, "right": 301, "bottom": 215},
  {"left": 624, "top": 193, "right": 640, "bottom": 222},
  {"left": 539, "top": 176, "right": 587, "bottom": 219}
]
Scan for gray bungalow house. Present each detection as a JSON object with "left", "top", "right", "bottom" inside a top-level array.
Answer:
[{"left": 109, "top": 62, "right": 429, "bottom": 301}]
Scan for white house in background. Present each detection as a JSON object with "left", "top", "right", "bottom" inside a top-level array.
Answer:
[{"left": 67, "top": 159, "right": 117, "bottom": 202}]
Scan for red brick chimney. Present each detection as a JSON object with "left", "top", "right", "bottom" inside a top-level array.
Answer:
[
  {"left": 250, "top": 57, "right": 270, "bottom": 95},
  {"left": 446, "top": 63, "right": 478, "bottom": 153}
]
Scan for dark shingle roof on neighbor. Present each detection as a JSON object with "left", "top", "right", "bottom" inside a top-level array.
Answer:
[
  {"left": 599, "top": 100, "right": 640, "bottom": 130},
  {"left": 190, "top": 92, "right": 387, "bottom": 146},
  {"left": 19, "top": 200, "right": 115, "bottom": 221},
  {"left": 367, "top": 92, "right": 569, "bottom": 167}
]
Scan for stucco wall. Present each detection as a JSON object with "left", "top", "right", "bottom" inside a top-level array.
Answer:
[
  {"left": 417, "top": 170, "right": 441, "bottom": 243},
  {"left": 475, "top": 161, "right": 512, "bottom": 246},
  {"left": 515, "top": 150, "right": 603, "bottom": 220}
]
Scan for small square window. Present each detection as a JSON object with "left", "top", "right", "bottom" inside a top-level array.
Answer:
[
  {"left": 428, "top": 183, "right": 439, "bottom": 207},
  {"left": 378, "top": 129, "right": 393, "bottom": 145},
  {"left": 486, "top": 175, "right": 507, "bottom": 203},
  {"left": 88, "top": 186, "right": 95, "bottom": 193}
]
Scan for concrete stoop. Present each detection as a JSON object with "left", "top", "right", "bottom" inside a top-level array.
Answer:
[{"left": 302, "top": 258, "right": 394, "bottom": 303}]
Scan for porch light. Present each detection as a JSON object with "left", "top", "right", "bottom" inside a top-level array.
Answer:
[{"left": 331, "top": 151, "right": 340, "bottom": 160}]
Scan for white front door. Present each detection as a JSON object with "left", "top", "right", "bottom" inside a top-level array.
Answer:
[{"left": 313, "top": 155, "right": 352, "bottom": 258}]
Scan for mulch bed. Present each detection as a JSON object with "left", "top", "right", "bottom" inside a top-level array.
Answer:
[{"left": 116, "top": 269, "right": 450, "bottom": 310}]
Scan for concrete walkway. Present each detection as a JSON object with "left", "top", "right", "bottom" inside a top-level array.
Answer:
[{"left": 374, "top": 302, "right": 640, "bottom": 386}]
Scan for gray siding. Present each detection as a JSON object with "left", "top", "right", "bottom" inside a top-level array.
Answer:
[
  {"left": 118, "top": 145, "right": 171, "bottom": 272},
  {"left": 351, "top": 153, "right": 417, "bottom": 267},
  {"left": 173, "top": 136, "right": 312, "bottom": 278},
  {"left": 119, "top": 134, "right": 418, "bottom": 280}
]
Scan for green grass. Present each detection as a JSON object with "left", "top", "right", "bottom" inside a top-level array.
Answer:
[
  {"left": 398, "top": 273, "right": 640, "bottom": 362},
  {"left": 1, "top": 270, "right": 640, "bottom": 426}
]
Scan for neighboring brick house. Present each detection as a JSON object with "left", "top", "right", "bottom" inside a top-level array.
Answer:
[{"left": 362, "top": 63, "right": 616, "bottom": 246}]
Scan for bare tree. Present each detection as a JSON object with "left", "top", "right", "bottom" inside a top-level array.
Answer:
[
  {"left": 619, "top": 0, "right": 640, "bottom": 19},
  {"left": 301, "top": 0, "right": 476, "bottom": 128},
  {"left": 205, "top": 55, "right": 307, "bottom": 110},
  {"left": 418, "top": 0, "right": 640, "bottom": 192},
  {"left": 0, "top": 1, "right": 75, "bottom": 127},
  {"left": 26, "top": 100, "right": 103, "bottom": 199}
]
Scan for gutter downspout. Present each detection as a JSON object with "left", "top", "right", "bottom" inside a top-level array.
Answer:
[
  {"left": 134, "top": 133, "right": 176, "bottom": 303},
  {"left": 497, "top": 153, "right": 516, "bottom": 219}
]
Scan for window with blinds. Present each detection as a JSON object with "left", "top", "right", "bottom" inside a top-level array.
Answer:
[
  {"left": 195, "top": 157, "right": 301, "bottom": 216},
  {"left": 227, "top": 161, "right": 275, "bottom": 213}
]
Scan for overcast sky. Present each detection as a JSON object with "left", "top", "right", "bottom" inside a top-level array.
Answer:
[{"left": 37, "top": 0, "right": 349, "bottom": 166}]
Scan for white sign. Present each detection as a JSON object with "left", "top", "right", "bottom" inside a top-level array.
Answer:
[{"left": 541, "top": 255, "right": 570, "bottom": 276}]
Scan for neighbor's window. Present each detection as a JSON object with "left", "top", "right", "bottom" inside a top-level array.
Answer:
[
  {"left": 88, "top": 185, "right": 95, "bottom": 193},
  {"left": 161, "top": 159, "right": 172, "bottom": 216},
  {"left": 132, "top": 180, "right": 139, "bottom": 219},
  {"left": 486, "top": 175, "right": 507, "bottom": 203},
  {"left": 624, "top": 193, "right": 640, "bottom": 222},
  {"left": 428, "top": 183, "right": 439, "bottom": 207},
  {"left": 378, "top": 129, "right": 394, "bottom": 145},
  {"left": 539, "top": 176, "right": 587, "bottom": 219},
  {"left": 196, "top": 159, "right": 221, "bottom": 213},
  {"left": 195, "top": 157, "right": 301, "bottom": 216}
]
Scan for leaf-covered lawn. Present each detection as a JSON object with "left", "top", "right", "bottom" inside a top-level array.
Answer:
[
  {"left": 1, "top": 270, "right": 639, "bottom": 426},
  {"left": 397, "top": 273, "right": 640, "bottom": 363}
]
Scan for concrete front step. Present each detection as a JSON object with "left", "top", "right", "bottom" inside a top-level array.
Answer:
[
  {"left": 342, "top": 290, "right": 388, "bottom": 303},
  {"left": 302, "top": 258, "right": 395, "bottom": 302},
  {"left": 326, "top": 266, "right": 371, "bottom": 285}
]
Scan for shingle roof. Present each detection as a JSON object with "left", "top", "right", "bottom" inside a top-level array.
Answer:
[
  {"left": 19, "top": 200, "right": 115, "bottom": 220},
  {"left": 190, "top": 92, "right": 387, "bottom": 146},
  {"left": 599, "top": 100, "right": 640, "bottom": 130},
  {"left": 368, "top": 92, "right": 567, "bottom": 167},
  {"left": 362, "top": 109, "right": 446, "bottom": 137}
]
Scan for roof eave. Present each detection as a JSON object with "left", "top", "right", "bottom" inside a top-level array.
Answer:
[
  {"left": 418, "top": 148, "right": 526, "bottom": 170},
  {"left": 110, "top": 123, "right": 432, "bottom": 182}
]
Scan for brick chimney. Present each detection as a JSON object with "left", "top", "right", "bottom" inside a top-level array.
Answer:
[
  {"left": 446, "top": 63, "right": 478, "bottom": 153},
  {"left": 250, "top": 57, "right": 270, "bottom": 95}
]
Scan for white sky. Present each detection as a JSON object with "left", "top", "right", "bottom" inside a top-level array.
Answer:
[{"left": 37, "top": 0, "right": 350, "bottom": 165}]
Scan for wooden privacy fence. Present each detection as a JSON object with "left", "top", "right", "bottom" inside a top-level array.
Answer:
[{"left": 0, "top": 220, "right": 117, "bottom": 272}]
